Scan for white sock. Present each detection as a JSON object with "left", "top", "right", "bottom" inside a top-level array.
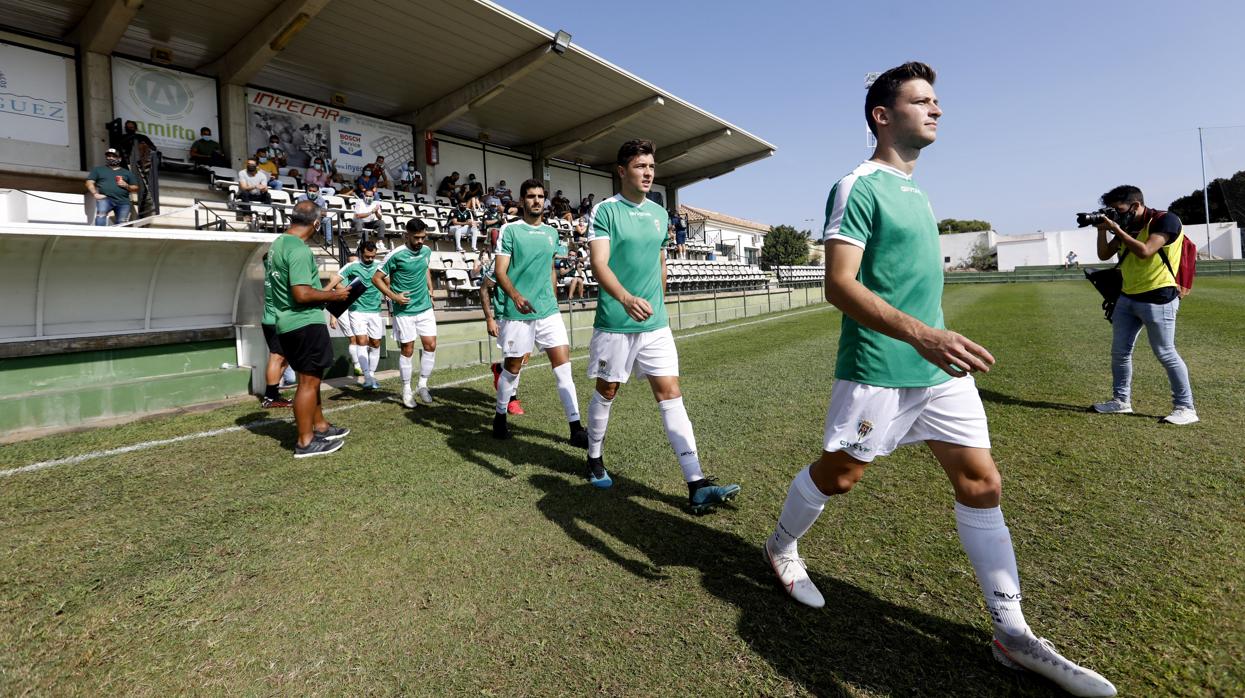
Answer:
[
  {"left": 769, "top": 465, "right": 830, "bottom": 556},
  {"left": 511, "top": 370, "right": 521, "bottom": 398},
  {"left": 282, "top": 366, "right": 295, "bottom": 385},
  {"left": 418, "top": 350, "right": 435, "bottom": 388},
  {"left": 367, "top": 346, "right": 380, "bottom": 379},
  {"left": 553, "top": 362, "right": 580, "bottom": 422},
  {"left": 356, "top": 345, "right": 370, "bottom": 376},
  {"left": 955, "top": 502, "right": 1030, "bottom": 638},
  {"left": 496, "top": 369, "right": 519, "bottom": 414},
  {"left": 399, "top": 354, "right": 413, "bottom": 387},
  {"left": 348, "top": 344, "right": 361, "bottom": 370},
  {"left": 658, "top": 397, "right": 704, "bottom": 482},
  {"left": 587, "top": 391, "right": 613, "bottom": 458}
]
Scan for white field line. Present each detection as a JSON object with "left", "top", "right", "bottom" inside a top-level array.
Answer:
[{"left": 1, "top": 304, "right": 830, "bottom": 478}]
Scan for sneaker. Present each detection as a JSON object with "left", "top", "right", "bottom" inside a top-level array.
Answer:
[
  {"left": 277, "top": 380, "right": 298, "bottom": 390},
  {"left": 314, "top": 423, "right": 350, "bottom": 441},
  {"left": 402, "top": 385, "right": 415, "bottom": 408},
  {"left": 364, "top": 377, "right": 381, "bottom": 390},
  {"left": 491, "top": 362, "right": 501, "bottom": 390},
  {"left": 569, "top": 427, "right": 589, "bottom": 449},
  {"left": 356, "top": 374, "right": 366, "bottom": 386},
  {"left": 353, "top": 365, "right": 363, "bottom": 377},
  {"left": 492, "top": 413, "right": 512, "bottom": 440},
  {"left": 261, "top": 396, "right": 292, "bottom": 408},
  {"left": 688, "top": 478, "right": 741, "bottom": 514},
  {"left": 586, "top": 456, "right": 612, "bottom": 489},
  {"left": 1160, "top": 407, "right": 1199, "bottom": 425},
  {"left": 763, "top": 540, "right": 825, "bottom": 609},
  {"left": 294, "top": 437, "right": 343, "bottom": 459},
  {"left": 417, "top": 387, "right": 434, "bottom": 405},
  {"left": 507, "top": 398, "right": 525, "bottom": 415},
  {"left": 992, "top": 632, "right": 1117, "bottom": 697},
  {"left": 1091, "top": 398, "right": 1132, "bottom": 414}
]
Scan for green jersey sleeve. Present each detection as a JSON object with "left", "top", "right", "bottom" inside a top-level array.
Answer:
[
  {"left": 498, "top": 225, "right": 515, "bottom": 257},
  {"left": 824, "top": 176, "right": 876, "bottom": 246},
  {"left": 587, "top": 204, "right": 610, "bottom": 242}
]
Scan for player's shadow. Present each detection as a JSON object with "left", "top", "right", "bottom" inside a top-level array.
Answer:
[
  {"left": 977, "top": 388, "right": 1101, "bottom": 415},
  {"left": 530, "top": 473, "right": 1058, "bottom": 697},
  {"left": 326, "top": 385, "right": 393, "bottom": 403},
  {"left": 233, "top": 411, "right": 296, "bottom": 447}
]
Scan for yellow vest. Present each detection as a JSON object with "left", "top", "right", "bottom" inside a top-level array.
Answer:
[{"left": 1120, "top": 215, "right": 1182, "bottom": 296}]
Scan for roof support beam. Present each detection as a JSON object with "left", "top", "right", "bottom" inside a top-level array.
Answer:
[
  {"left": 533, "top": 96, "right": 665, "bottom": 160},
  {"left": 200, "top": 0, "right": 330, "bottom": 85},
  {"left": 657, "top": 128, "right": 732, "bottom": 165},
  {"left": 394, "top": 43, "right": 559, "bottom": 132},
  {"left": 662, "top": 149, "right": 774, "bottom": 190},
  {"left": 66, "top": 0, "right": 143, "bottom": 54}
]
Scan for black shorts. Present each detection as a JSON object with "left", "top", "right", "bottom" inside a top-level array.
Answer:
[
  {"left": 278, "top": 323, "right": 334, "bottom": 376},
  {"left": 262, "top": 323, "right": 283, "bottom": 355}
]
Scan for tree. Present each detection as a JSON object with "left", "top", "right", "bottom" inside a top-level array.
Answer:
[
  {"left": 760, "top": 225, "right": 810, "bottom": 269},
  {"left": 1168, "top": 169, "right": 1245, "bottom": 226},
  {"left": 967, "top": 238, "right": 997, "bottom": 271},
  {"left": 938, "top": 218, "right": 992, "bottom": 235}
]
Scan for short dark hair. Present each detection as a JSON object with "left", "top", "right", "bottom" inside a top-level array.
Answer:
[
  {"left": 290, "top": 200, "right": 321, "bottom": 226},
  {"left": 1100, "top": 185, "right": 1145, "bottom": 207},
  {"left": 519, "top": 178, "right": 545, "bottom": 199},
  {"left": 616, "top": 139, "right": 656, "bottom": 167},
  {"left": 405, "top": 218, "right": 428, "bottom": 234},
  {"left": 359, "top": 240, "right": 377, "bottom": 252},
  {"left": 865, "top": 62, "right": 937, "bottom": 136}
]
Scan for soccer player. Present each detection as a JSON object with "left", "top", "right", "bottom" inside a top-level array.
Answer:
[
  {"left": 269, "top": 201, "right": 352, "bottom": 457},
  {"left": 491, "top": 179, "right": 589, "bottom": 446},
  {"left": 259, "top": 252, "right": 292, "bottom": 408},
  {"left": 332, "top": 253, "right": 365, "bottom": 379},
  {"left": 336, "top": 243, "right": 385, "bottom": 389},
  {"left": 373, "top": 219, "right": 437, "bottom": 408},
  {"left": 481, "top": 260, "right": 528, "bottom": 415},
  {"left": 762, "top": 62, "right": 1116, "bottom": 697},
  {"left": 584, "top": 139, "right": 740, "bottom": 513}
]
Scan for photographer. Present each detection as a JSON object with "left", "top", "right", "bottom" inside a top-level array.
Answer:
[{"left": 1091, "top": 185, "right": 1197, "bottom": 425}]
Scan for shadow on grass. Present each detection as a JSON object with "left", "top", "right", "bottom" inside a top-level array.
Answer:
[
  {"left": 233, "top": 410, "right": 294, "bottom": 448},
  {"left": 979, "top": 388, "right": 1161, "bottom": 420}
]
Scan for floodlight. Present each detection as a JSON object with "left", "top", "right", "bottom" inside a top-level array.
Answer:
[{"left": 551, "top": 30, "right": 572, "bottom": 55}]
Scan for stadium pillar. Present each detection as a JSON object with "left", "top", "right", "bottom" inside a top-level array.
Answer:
[
  {"left": 79, "top": 51, "right": 113, "bottom": 169},
  {"left": 219, "top": 84, "right": 250, "bottom": 170},
  {"left": 665, "top": 186, "right": 679, "bottom": 212},
  {"left": 415, "top": 129, "right": 431, "bottom": 191}
]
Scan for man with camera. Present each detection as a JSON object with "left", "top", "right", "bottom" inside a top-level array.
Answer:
[{"left": 1090, "top": 185, "right": 1197, "bottom": 425}]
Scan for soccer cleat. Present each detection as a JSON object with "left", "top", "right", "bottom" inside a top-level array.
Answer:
[
  {"left": 314, "top": 423, "right": 350, "bottom": 441},
  {"left": 402, "top": 386, "right": 415, "bottom": 408},
  {"left": 688, "top": 478, "right": 740, "bottom": 514},
  {"left": 1160, "top": 407, "right": 1199, "bottom": 425},
  {"left": 492, "top": 413, "right": 512, "bottom": 440},
  {"left": 261, "top": 396, "right": 292, "bottom": 408},
  {"left": 586, "top": 456, "right": 612, "bottom": 489},
  {"left": 1091, "top": 399, "right": 1132, "bottom": 414},
  {"left": 764, "top": 540, "right": 825, "bottom": 608},
  {"left": 491, "top": 362, "right": 501, "bottom": 390},
  {"left": 992, "top": 632, "right": 1117, "bottom": 697},
  {"left": 417, "top": 387, "right": 434, "bottom": 405},
  {"left": 569, "top": 427, "right": 589, "bottom": 449},
  {"left": 294, "top": 437, "right": 343, "bottom": 459},
  {"left": 353, "top": 364, "right": 363, "bottom": 376},
  {"left": 364, "top": 377, "right": 381, "bottom": 390},
  {"left": 507, "top": 398, "right": 525, "bottom": 415}
]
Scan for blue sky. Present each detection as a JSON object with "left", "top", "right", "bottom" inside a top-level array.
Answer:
[{"left": 502, "top": 0, "right": 1245, "bottom": 235}]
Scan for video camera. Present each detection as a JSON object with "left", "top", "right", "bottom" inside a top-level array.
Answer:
[{"left": 1075, "top": 208, "right": 1123, "bottom": 228}]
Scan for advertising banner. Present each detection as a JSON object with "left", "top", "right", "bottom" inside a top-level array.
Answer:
[
  {"left": 246, "top": 88, "right": 414, "bottom": 183},
  {"left": 112, "top": 57, "right": 219, "bottom": 160},
  {"left": 0, "top": 43, "right": 72, "bottom": 147}
]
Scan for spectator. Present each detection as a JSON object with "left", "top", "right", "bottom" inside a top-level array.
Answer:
[
  {"left": 236, "top": 157, "right": 272, "bottom": 222},
  {"left": 483, "top": 187, "right": 501, "bottom": 208},
  {"left": 482, "top": 201, "right": 503, "bottom": 250},
  {"left": 255, "top": 149, "right": 283, "bottom": 189},
  {"left": 461, "top": 173, "right": 484, "bottom": 207},
  {"left": 1065, "top": 250, "right": 1079, "bottom": 269},
  {"left": 577, "top": 193, "right": 596, "bottom": 217},
  {"left": 372, "top": 155, "right": 392, "bottom": 190},
  {"left": 437, "top": 171, "right": 460, "bottom": 202},
  {"left": 85, "top": 147, "right": 138, "bottom": 226},
  {"left": 352, "top": 188, "right": 387, "bottom": 243},
  {"left": 262, "top": 136, "right": 287, "bottom": 168},
  {"left": 398, "top": 160, "right": 424, "bottom": 194},
  {"left": 494, "top": 179, "right": 512, "bottom": 201},
  {"left": 672, "top": 211, "right": 688, "bottom": 259},
  {"left": 447, "top": 200, "right": 479, "bottom": 253},
  {"left": 355, "top": 163, "right": 379, "bottom": 193},
  {"left": 469, "top": 249, "right": 493, "bottom": 286},
  {"left": 556, "top": 248, "right": 587, "bottom": 300},
  {"left": 551, "top": 190, "right": 572, "bottom": 220},
  {"left": 189, "top": 127, "right": 225, "bottom": 168},
  {"left": 296, "top": 182, "right": 333, "bottom": 247},
  {"left": 305, "top": 157, "right": 335, "bottom": 196},
  {"left": 573, "top": 216, "right": 588, "bottom": 245},
  {"left": 118, "top": 120, "right": 156, "bottom": 168}
]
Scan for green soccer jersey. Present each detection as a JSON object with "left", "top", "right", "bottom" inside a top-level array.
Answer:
[
  {"left": 379, "top": 245, "right": 433, "bottom": 316},
  {"left": 268, "top": 233, "right": 325, "bottom": 334},
  {"left": 496, "top": 221, "right": 559, "bottom": 321},
  {"left": 587, "top": 194, "right": 670, "bottom": 333},
  {"left": 823, "top": 161, "right": 949, "bottom": 388},
  {"left": 339, "top": 260, "right": 382, "bottom": 312},
  {"left": 262, "top": 254, "right": 277, "bottom": 325}
]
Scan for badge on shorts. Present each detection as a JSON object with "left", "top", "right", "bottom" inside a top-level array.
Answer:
[
  {"left": 856, "top": 420, "right": 873, "bottom": 441},
  {"left": 598, "top": 359, "right": 607, "bottom": 373}
]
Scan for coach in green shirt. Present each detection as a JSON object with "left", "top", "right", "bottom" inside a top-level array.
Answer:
[{"left": 269, "top": 200, "right": 352, "bottom": 458}]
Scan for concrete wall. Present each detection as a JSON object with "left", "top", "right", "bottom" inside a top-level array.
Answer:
[
  {"left": 938, "top": 230, "right": 996, "bottom": 269},
  {"left": 996, "top": 223, "right": 1242, "bottom": 270}
]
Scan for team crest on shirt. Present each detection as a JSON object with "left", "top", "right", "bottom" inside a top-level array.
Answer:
[{"left": 856, "top": 420, "right": 873, "bottom": 441}]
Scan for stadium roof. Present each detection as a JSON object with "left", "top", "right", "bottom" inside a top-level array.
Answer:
[
  {"left": 5, "top": 0, "right": 774, "bottom": 188},
  {"left": 681, "top": 205, "right": 771, "bottom": 234}
]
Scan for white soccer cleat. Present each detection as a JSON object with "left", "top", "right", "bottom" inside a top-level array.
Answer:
[
  {"left": 764, "top": 541, "right": 825, "bottom": 609},
  {"left": 1091, "top": 399, "right": 1132, "bottom": 414},
  {"left": 401, "top": 386, "right": 415, "bottom": 408},
  {"left": 1160, "top": 407, "right": 1199, "bottom": 425},
  {"left": 356, "top": 373, "right": 367, "bottom": 386},
  {"left": 992, "top": 632, "right": 1116, "bottom": 697},
  {"left": 416, "top": 387, "right": 433, "bottom": 405}
]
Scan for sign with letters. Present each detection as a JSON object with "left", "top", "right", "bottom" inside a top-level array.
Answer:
[
  {"left": 0, "top": 43, "right": 72, "bottom": 147},
  {"left": 112, "top": 57, "right": 219, "bottom": 160}
]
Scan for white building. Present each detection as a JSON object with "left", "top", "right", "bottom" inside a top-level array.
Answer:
[
  {"left": 993, "top": 223, "right": 1241, "bottom": 271},
  {"left": 680, "top": 205, "right": 769, "bottom": 266}
]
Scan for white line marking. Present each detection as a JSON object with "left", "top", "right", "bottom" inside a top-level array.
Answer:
[{"left": 1, "top": 304, "right": 829, "bottom": 478}]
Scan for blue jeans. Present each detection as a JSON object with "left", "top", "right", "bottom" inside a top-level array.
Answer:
[
  {"left": 1110, "top": 295, "right": 1193, "bottom": 409},
  {"left": 94, "top": 198, "right": 131, "bottom": 226}
]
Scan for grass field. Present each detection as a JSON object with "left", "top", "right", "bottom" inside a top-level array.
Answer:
[{"left": 3, "top": 278, "right": 1243, "bottom": 696}]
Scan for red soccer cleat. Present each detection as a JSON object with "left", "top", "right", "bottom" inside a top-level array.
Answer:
[{"left": 507, "top": 398, "right": 525, "bottom": 415}]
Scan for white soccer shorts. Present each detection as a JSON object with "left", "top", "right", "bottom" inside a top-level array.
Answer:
[
  {"left": 498, "top": 314, "right": 569, "bottom": 357},
  {"left": 337, "top": 309, "right": 352, "bottom": 334},
  {"left": 822, "top": 376, "right": 991, "bottom": 461},
  {"left": 347, "top": 311, "right": 385, "bottom": 340},
  {"left": 587, "top": 326, "right": 679, "bottom": 383},
  {"left": 392, "top": 308, "right": 437, "bottom": 344}
]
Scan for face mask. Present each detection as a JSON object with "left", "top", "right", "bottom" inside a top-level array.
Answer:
[
  {"left": 364, "top": 196, "right": 373, "bottom": 204},
  {"left": 363, "top": 170, "right": 373, "bottom": 176},
  {"left": 247, "top": 166, "right": 257, "bottom": 172},
  {"left": 202, "top": 133, "right": 211, "bottom": 139},
  {"left": 314, "top": 162, "right": 323, "bottom": 169},
  {"left": 258, "top": 157, "right": 268, "bottom": 164},
  {"left": 269, "top": 142, "right": 279, "bottom": 148},
  {"left": 106, "top": 157, "right": 121, "bottom": 166}
]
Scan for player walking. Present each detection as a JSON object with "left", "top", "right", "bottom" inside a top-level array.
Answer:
[
  {"left": 337, "top": 242, "right": 385, "bottom": 389},
  {"left": 373, "top": 219, "right": 437, "bottom": 408}
]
